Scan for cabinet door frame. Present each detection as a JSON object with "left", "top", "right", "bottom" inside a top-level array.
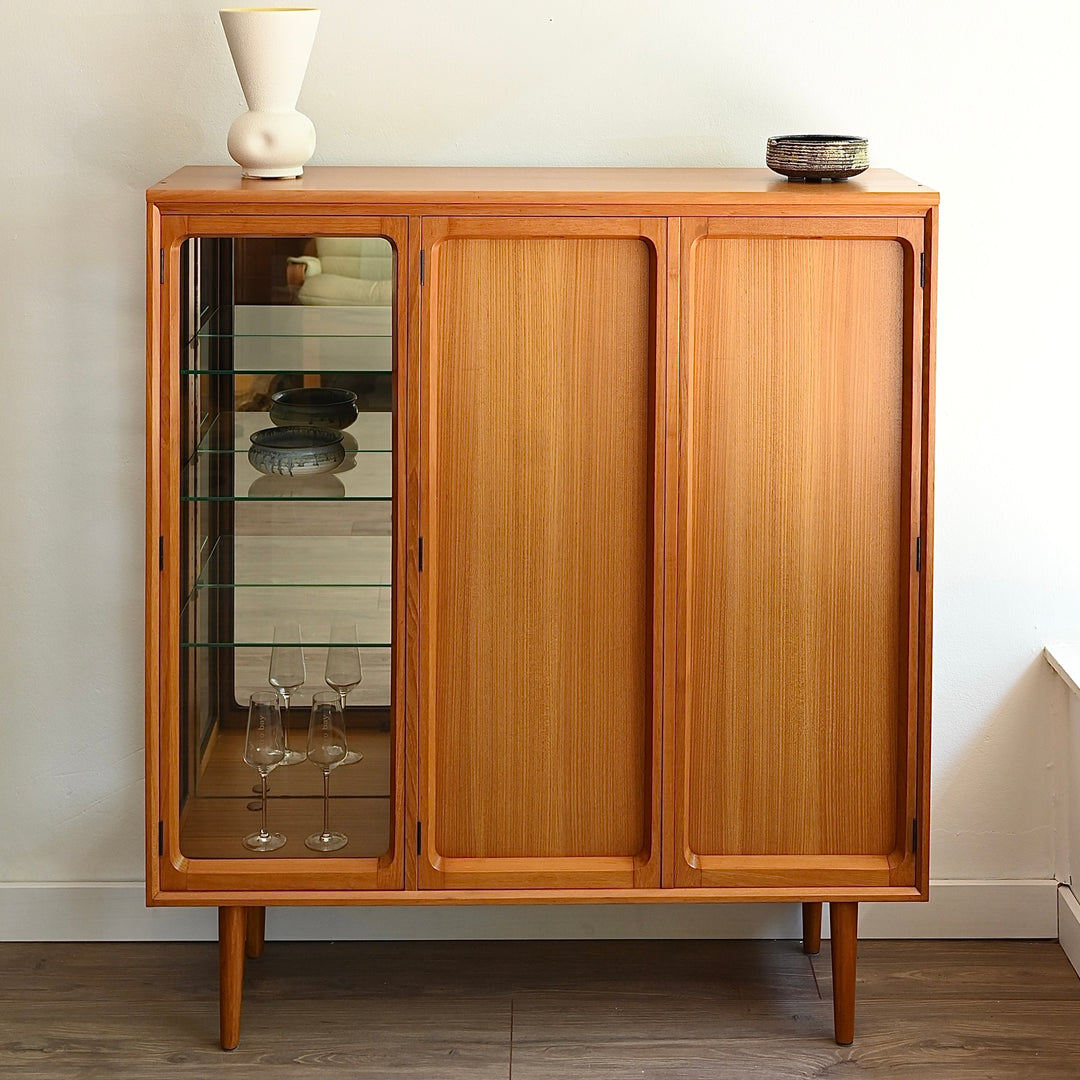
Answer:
[
  {"left": 149, "top": 212, "right": 412, "bottom": 899},
  {"left": 416, "top": 215, "right": 672, "bottom": 890},
  {"left": 669, "top": 215, "right": 929, "bottom": 893}
]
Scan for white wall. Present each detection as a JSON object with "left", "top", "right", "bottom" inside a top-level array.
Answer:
[{"left": 2, "top": 0, "right": 1079, "bottom": 936}]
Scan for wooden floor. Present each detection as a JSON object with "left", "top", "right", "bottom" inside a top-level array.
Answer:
[{"left": 2, "top": 938, "right": 1079, "bottom": 1078}]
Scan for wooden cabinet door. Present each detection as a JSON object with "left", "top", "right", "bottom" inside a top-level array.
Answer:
[
  {"left": 672, "top": 217, "right": 928, "bottom": 892},
  {"left": 417, "top": 217, "right": 668, "bottom": 889}
]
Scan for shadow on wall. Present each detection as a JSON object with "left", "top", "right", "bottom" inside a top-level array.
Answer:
[{"left": 929, "top": 653, "right": 1059, "bottom": 881}]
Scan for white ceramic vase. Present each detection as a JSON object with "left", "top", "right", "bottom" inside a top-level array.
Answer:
[{"left": 219, "top": 8, "right": 320, "bottom": 179}]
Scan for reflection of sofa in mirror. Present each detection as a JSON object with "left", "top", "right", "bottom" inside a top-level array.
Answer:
[
  {"left": 235, "top": 236, "right": 394, "bottom": 412},
  {"left": 287, "top": 237, "right": 393, "bottom": 306}
]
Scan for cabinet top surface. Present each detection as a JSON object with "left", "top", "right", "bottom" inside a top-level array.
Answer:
[{"left": 147, "top": 166, "right": 937, "bottom": 211}]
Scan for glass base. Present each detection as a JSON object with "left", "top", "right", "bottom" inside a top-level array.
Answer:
[
  {"left": 332, "top": 750, "right": 364, "bottom": 769},
  {"left": 305, "top": 830, "right": 348, "bottom": 852},
  {"left": 243, "top": 830, "right": 286, "bottom": 852},
  {"left": 281, "top": 747, "right": 307, "bottom": 765}
]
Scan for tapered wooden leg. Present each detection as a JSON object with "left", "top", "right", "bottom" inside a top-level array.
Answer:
[
  {"left": 245, "top": 907, "right": 266, "bottom": 959},
  {"left": 829, "top": 901, "right": 858, "bottom": 1046},
  {"left": 219, "top": 906, "right": 246, "bottom": 1051},
  {"left": 802, "top": 902, "right": 822, "bottom": 954}
]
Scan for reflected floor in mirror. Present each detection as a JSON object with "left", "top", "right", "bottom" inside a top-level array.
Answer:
[{"left": 181, "top": 728, "right": 390, "bottom": 860}]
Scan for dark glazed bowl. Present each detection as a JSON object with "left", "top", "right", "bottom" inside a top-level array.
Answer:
[
  {"left": 766, "top": 135, "right": 869, "bottom": 181},
  {"left": 248, "top": 426, "right": 346, "bottom": 477},
  {"left": 269, "top": 386, "right": 359, "bottom": 430}
]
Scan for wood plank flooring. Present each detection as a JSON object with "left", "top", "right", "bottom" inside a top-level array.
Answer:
[{"left": 1, "top": 938, "right": 1078, "bottom": 1078}]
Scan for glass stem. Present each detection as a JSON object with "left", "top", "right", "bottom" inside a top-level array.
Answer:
[
  {"left": 322, "top": 769, "right": 331, "bottom": 837},
  {"left": 260, "top": 771, "right": 270, "bottom": 839},
  {"left": 280, "top": 691, "right": 290, "bottom": 750}
]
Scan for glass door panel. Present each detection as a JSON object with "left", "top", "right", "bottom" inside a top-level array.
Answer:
[{"left": 176, "top": 234, "right": 396, "bottom": 861}]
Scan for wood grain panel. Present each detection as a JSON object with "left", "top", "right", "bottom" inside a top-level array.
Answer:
[
  {"left": 145, "top": 203, "right": 163, "bottom": 904},
  {"left": 149, "top": 166, "right": 940, "bottom": 219},
  {"left": 429, "top": 230, "right": 655, "bottom": 865},
  {"left": 147, "top": 885, "right": 922, "bottom": 905},
  {"left": 917, "top": 205, "right": 938, "bottom": 897},
  {"left": 682, "top": 234, "right": 906, "bottom": 861},
  {"left": 404, "top": 213, "right": 423, "bottom": 892}
]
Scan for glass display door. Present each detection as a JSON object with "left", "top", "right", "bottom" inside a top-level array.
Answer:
[{"left": 162, "top": 226, "right": 406, "bottom": 887}]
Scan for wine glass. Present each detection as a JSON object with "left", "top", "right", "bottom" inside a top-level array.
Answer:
[
  {"left": 305, "top": 691, "right": 349, "bottom": 852},
  {"left": 325, "top": 621, "right": 365, "bottom": 768},
  {"left": 269, "top": 622, "right": 306, "bottom": 765},
  {"left": 242, "top": 692, "right": 287, "bottom": 852}
]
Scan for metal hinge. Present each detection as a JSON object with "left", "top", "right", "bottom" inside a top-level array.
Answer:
[
  {"left": 416, "top": 821, "right": 422, "bottom": 856},
  {"left": 911, "top": 818, "right": 918, "bottom": 853},
  {"left": 158, "top": 821, "right": 164, "bottom": 857},
  {"left": 919, "top": 252, "right": 925, "bottom": 288},
  {"left": 916, "top": 536, "right": 922, "bottom": 573},
  {"left": 160, "top": 249, "right": 165, "bottom": 285},
  {"left": 419, "top": 249, "right": 425, "bottom": 286},
  {"left": 418, "top": 536, "right": 423, "bottom": 572},
  {"left": 159, "top": 536, "right": 164, "bottom": 572}
]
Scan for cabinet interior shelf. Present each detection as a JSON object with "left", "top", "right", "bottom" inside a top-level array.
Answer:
[
  {"left": 180, "top": 490, "right": 392, "bottom": 504},
  {"left": 179, "top": 633, "right": 392, "bottom": 648},
  {"left": 182, "top": 644, "right": 392, "bottom": 708},
  {"left": 195, "top": 536, "right": 392, "bottom": 589},
  {"left": 182, "top": 412, "right": 392, "bottom": 501},
  {"left": 185, "top": 305, "right": 393, "bottom": 374},
  {"left": 181, "top": 458, "right": 391, "bottom": 502},
  {"left": 193, "top": 412, "right": 391, "bottom": 456},
  {"left": 180, "top": 582, "right": 391, "bottom": 648},
  {"left": 194, "top": 304, "right": 394, "bottom": 339}
]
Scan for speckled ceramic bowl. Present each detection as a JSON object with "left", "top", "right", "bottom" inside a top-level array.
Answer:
[
  {"left": 766, "top": 135, "right": 869, "bottom": 181},
  {"left": 248, "top": 426, "right": 345, "bottom": 477},
  {"left": 269, "top": 386, "right": 359, "bottom": 430}
]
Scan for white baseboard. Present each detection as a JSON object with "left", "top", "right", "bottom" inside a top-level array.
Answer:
[
  {"left": 0, "top": 879, "right": 1060, "bottom": 942},
  {"left": 1058, "top": 883, "right": 1080, "bottom": 978}
]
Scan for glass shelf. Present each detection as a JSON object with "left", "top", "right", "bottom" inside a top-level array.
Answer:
[
  {"left": 196, "top": 305, "right": 393, "bottom": 338},
  {"left": 195, "top": 411, "right": 392, "bottom": 454},
  {"left": 181, "top": 441, "right": 391, "bottom": 502},
  {"left": 225, "top": 500, "right": 392, "bottom": 538},
  {"left": 192, "top": 726, "right": 392, "bottom": 800},
  {"left": 186, "top": 643, "right": 391, "bottom": 707},
  {"left": 180, "top": 584, "right": 391, "bottom": 647},
  {"left": 196, "top": 535, "right": 392, "bottom": 588},
  {"left": 185, "top": 305, "right": 393, "bottom": 374}
]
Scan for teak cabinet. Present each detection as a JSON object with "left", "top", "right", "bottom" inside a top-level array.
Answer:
[{"left": 146, "top": 167, "right": 937, "bottom": 1050}]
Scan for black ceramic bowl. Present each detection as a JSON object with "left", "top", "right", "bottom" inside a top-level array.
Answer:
[
  {"left": 766, "top": 135, "right": 869, "bottom": 181},
  {"left": 269, "top": 386, "right": 359, "bottom": 430}
]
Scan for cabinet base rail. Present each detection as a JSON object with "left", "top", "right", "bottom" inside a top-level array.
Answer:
[{"left": 216, "top": 901, "right": 859, "bottom": 1050}]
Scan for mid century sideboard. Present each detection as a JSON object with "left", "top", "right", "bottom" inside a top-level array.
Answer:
[{"left": 145, "top": 166, "right": 937, "bottom": 1049}]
